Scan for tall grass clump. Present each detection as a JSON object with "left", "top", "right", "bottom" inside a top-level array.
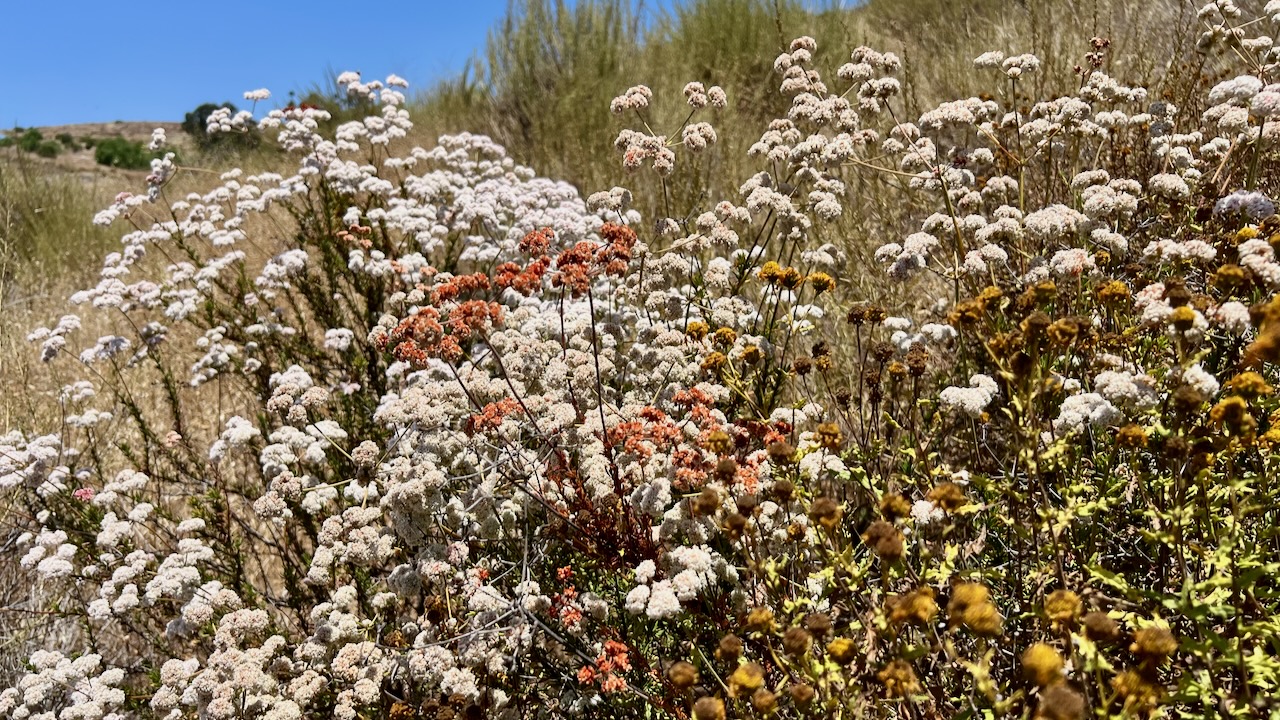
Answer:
[
  {"left": 7, "top": 1, "right": 1280, "bottom": 719},
  {"left": 416, "top": 0, "right": 1198, "bottom": 298},
  {"left": 0, "top": 160, "right": 120, "bottom": 428}
]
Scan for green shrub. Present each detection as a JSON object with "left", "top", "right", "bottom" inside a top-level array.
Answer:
[
  {"left": 93, "top": 137, "right": 149, "bottom": 169},
  {"left": 33, "top": 142, "right": 58, "bottom": 159},
  {"left": 16, "top": 129, "right": 43, "bottom": 154},
  {"left": 55, "top": 133, "right": 77, "bottom": 149}
]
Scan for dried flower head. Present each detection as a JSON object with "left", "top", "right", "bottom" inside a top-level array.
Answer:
[
  {"left": 826, "top": 637, "right": 857, "bottom": 664},
  {"left": 667, "top": 661, "right": 699, "bottom": 690},
  {"left": 717, "top": 634, "right": 744, "bottom": 662},
  {"left": 810, "top": 496, "right": 843, "bottom": 532},
  {"left": 1036, "top": 684, "right": 1087, "bottom": 720},
  {"left": 1044, "top": 589, "right": 1083, "bottom": 625},
  {"left": 750, "top": 688, "right": 779, "bottom": 713},
  {"left": 880, "top": 493, "right": 912, "bottom": 520},
  {"left": 1021, "top": 643, "right": 1064, "bottom": 687},
  {"left": 1131, "top": 627, "right": 1177, "bottom": 660},
  {"left": 692, "top": 696, "right": 726, "bottom": 720},
  {"left": 877, "top": 659, "right": 922, "bottom": 697},
  {"left": 727, "top": 662, "right": 765, "bottom": 697},
  {"left": 862, "top": 520, "right": 905, "bottom": 561},
  {"left": 782, "top": 626, "right": 813, "bottom": 656}
]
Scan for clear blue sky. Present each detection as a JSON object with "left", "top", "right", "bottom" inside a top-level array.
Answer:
[{"left": 1, "top": 2, "right": 517, "bottom": 127}]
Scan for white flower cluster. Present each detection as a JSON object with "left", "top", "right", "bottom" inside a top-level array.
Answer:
[{"left": 939, "top": 374, "right": 1000, "bottom": 418}]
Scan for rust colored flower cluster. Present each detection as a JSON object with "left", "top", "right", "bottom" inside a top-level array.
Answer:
[{"left": 552, "top": 222, "right": 638, "bottom": 296}]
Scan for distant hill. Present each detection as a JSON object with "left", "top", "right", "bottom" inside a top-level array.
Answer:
[{"left": 1, "top": 121, "right": 189, "bottom": 183}]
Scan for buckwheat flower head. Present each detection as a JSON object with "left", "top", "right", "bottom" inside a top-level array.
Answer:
[
  {"left": 587, "top": 186, "right": 633, "bottom": 212},
  {"left": 1180, "top": 363, "right": 1220, "bottom": 397},
  {"left": 243, "top": 88, "right": 271, "bottom": 102},
  {"left": 682, "top": 122, "right": 717, "bottom": 152},
  {"left": 1094, "top": 370, "right": 1159, "bottom": 411},
  {"left": 175, "top": 518, "right": 205, "bottom": 535},
  {"left": 1149, "top": 173, "right": 1191, "bottom": 200},
  {"left": 683, "top": 81, "right": 708, "bottom": 108},
  {"left": 1215, "top": 190, "right": 1275, "bottom": 218},
  {"left": 1024, "top": 204, "right": 1090, "bottom": 241},
  {"left": 973, "top": 51, "right": 1006, "bottom": 68},
  {"left": 1211, "top": 301, "right": 1252, "bottom": 334},
  {"left": 1002, "top": 53, "right": 1041, "bottom": 78},
  {"left": 1052, "top": 393, "right": 1121, "bottom": 435},
  {"left": 324, "top": 328, "right": 354, "bottom": 351},
  {"left": 1088, "top": 229, "right": 1127, "bottom": 255},
  {"left": 644, "top": 580, "right": 682, "bottom": 619},
  {"left": 624, "top": 584, "right": 650, "bottom": 614},
  {"left": 911, "top": 499, "right": 946, "bottom": 524},
  {"left": 1209, "top": 74, "right": 1263, "bottom": 105},
  {"left": 921, "top": 323, "right": 957, "bottom": 343},
  {"left": 939, "top": 374, "right": 1000, "bottom": 417},
  {"left": 1238, "top": 238, "right": 1280, "bottom": 288},
  {"left": 440, "top": 667, "right": 480, "bottom": 700},
  {"left": 1254, "top": 87, "right": 1280, "bottom": 118},
  {"left": 1142, "top": 237, "right": 1217, "bottom": 265},
  {"left": 708, "top": 85, "right": 727, "bottom": 108},
  {"left": 1049, "top": 248, "right": 1097, "bottom": 277},
  {"left": 634, "top": 559, "right": 656, "bottom": 584},
  {"left": 610, "top": 85, "right": 653, "bottom": 114}
]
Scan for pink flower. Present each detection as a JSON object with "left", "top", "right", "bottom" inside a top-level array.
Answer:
[{"left": 73, "top": 487, "right": 95, "bottom": 501}]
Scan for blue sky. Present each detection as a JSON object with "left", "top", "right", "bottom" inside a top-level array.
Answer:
[{"left": 2, "top": 2, "right": 519, "bottom": 127}]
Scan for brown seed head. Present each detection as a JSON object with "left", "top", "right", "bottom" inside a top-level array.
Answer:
[
  {"left": 691, "top": 487, "right": 721, "bottom": 516},
  {"left": 816, "top": 422, "right": 843, "bottom": 451},
  {"left": 744, "top": 607, "right": 775, "bottom": 634},
  {"left": 886, "top": 587, "right": 938, "bottom": 626},
  {"left": 782, "top": 626, "right": 813, "bottom": 656},
  {"left": 826, "top": 637, "right": 857, "bottom": 664},
  {"left": 767, "top": 441, "right": 796, "bottom": 464},
  {"left": 1082, "top": 611, "right": 1120, "bottom": 643},
  {"left": 727, "top": 662, "right": 765, "bottom": 697},
  {"left": 880, "top": 493, "right": 912, "bottom": 520},
  {"left": 692, "top": 696, "right": 726, "bottom": 720},
  {"left": 803, "top": 612, "right": 832, "bottom": 636},
  {"left": 750, "top": 689, "right": 778, "bottom": 713},
  {"left": 877, "top": 659, "right": 922, "bottom": 698},
  {"left": 1044, "top": 590, "right": 1082, "bottom": 625},
  {"left": 926, "top": 481, "right": 967, "bottom": 511},
  {"left": 1036, "top": 684, "right": 1087, "bottom": 720},
  {"left": 809, "top": 497, "right": 843, "bottom": 532},
  {"left": 770, "top": 479, "right": 794, "bottom": 502},
  {"left": 962, "top": 602, "right": 1004, "bottom": 637},
  {"left": 714, "top": 457, "right": 737, "bottom": 482},
  {"left": 948, "top": 582, "right": 990, "bottom": 617},
  {"left": 862, "top": 520, "right": 904, "bottom": 561},
  {"left": 1116, "top": 423, "right": 1148, "bottom": 449},
  {"left": 1130, "top": 627, "right": 1177, "bottom": 660},
  {"left": 704, "top": 430, "right": 732, "bottom": 454},
  {"left": 789, "top": 682, "right": 816, "bottom": 706},
  {"left": 667, "top": 661, "right": 699, "bottom": 690},
  {"left": 1022, "top": 643, "right": 1064, "bottom": 687},
  {"left": 906, "top": 344, "right": 928, "bottom": 376},
  {"left": 716, "top": 634, "right": 743, "bottom": 662}
]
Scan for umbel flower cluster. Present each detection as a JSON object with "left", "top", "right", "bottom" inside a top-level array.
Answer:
[{"left": 8, "top": 2, "right": 1280, "bottom": 717}]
